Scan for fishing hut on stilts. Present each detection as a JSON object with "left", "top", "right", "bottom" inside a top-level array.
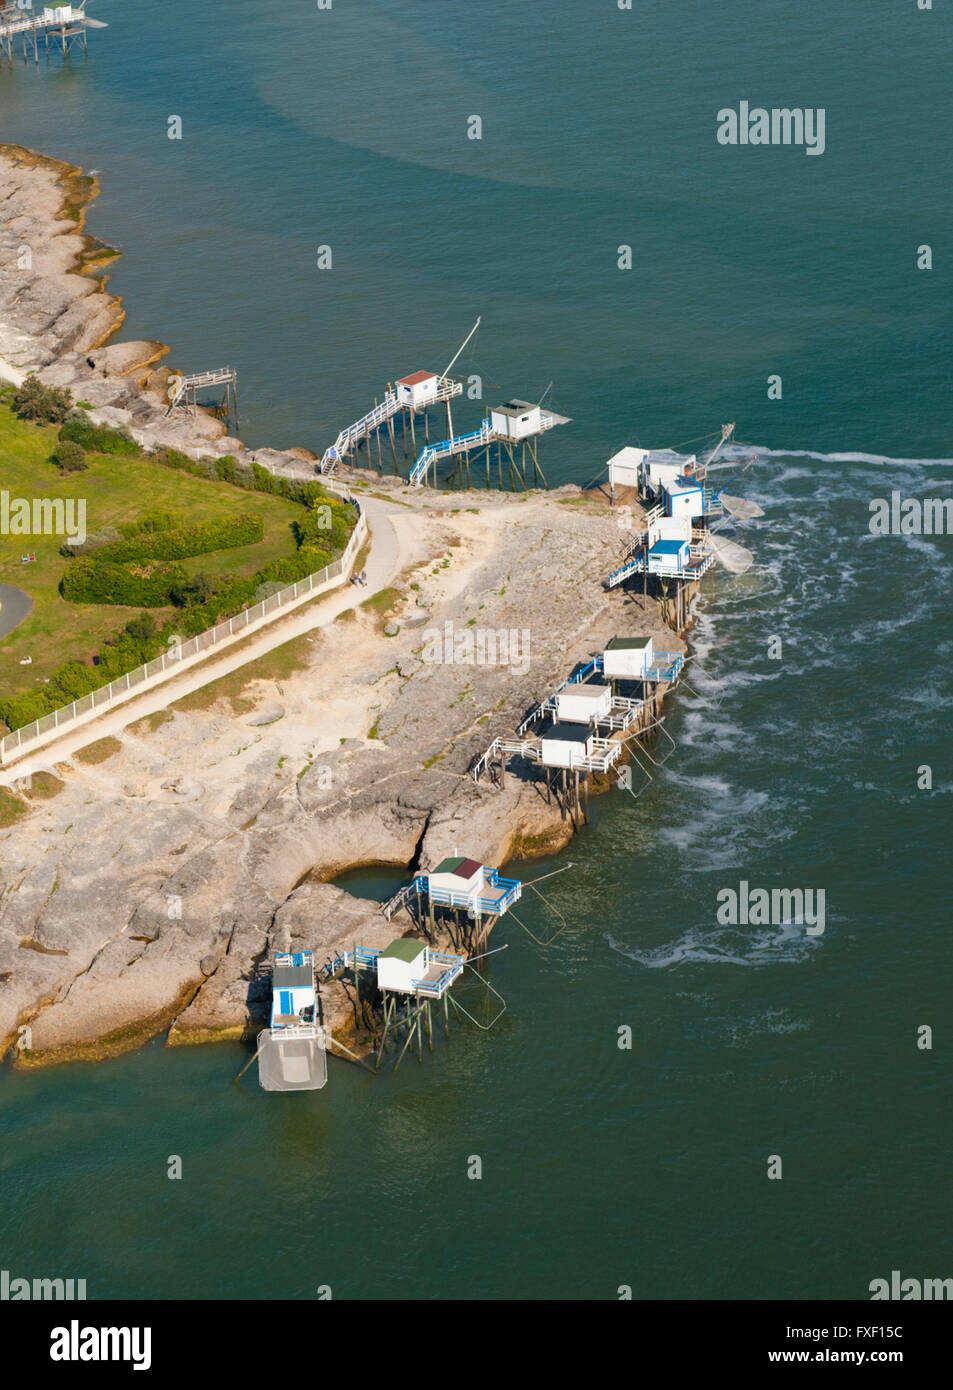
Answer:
[
  {"left": 0, "top": 3, "right": 105, "bottom": 65},
  {"left": 472, "top": 636, "right": 685, "bottom": 812},
  {"left": 321, "top": 858, "right": 520, "bottom": 1069},
  {"left": 165, "top": 367, "right": 239, "bottom": 433},
  {"left": 318, "top": 320, "right": 478, "bottom": 477},
  {"left": 318, "top": 319, "right": 569, "bottom": 491},
  {"left": 255, "top": 951, "right": 327, "bottom": 1092},
  {"left": 409, "top": 390, "right": 570, "bottom": 491},
  {"left": 603, "top": 427, "right": 739, "bottom": 628}
]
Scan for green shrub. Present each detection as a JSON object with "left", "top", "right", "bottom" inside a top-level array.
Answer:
[
  {"left": 94, "top": 513, "right": 264, "bottom": 565},
  {"left": 117, "top": 511, "right": 178, "bottom": 539},
  {"left": 124, "top": 612, "right": 158, "bottom": 644},
  {"left": 62, "top": 559, "right": 188, "bottom": 607},
  {"left": 151, "top": 446, "right": 337, "bottom": 511},
  {"left": 50, "top": 439, "right": 88, "bottom": 473},
  {"left": 12, "top": 374, "right": 74, "bottom": 425},
  {"left": 294, "top": 498, "right": 354, "bottom": 554},
  {"left": 169, "top": 572, "right": 216, "bottom": 607},
  {"left": 59, "top": 409, "right": 140, "bottom": 456}
]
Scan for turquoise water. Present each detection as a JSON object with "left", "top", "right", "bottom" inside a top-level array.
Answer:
[{"left": 1, "top": 2, "right": 952, "bottom": 1300}]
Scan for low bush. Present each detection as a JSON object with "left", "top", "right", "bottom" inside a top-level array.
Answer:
[
  {"left": 50, "top": 440, "right": 88, "bottom": 473},
  {"left": 12, "top": 375, "right": 73, "bottom": 425},
  {"left": 61, "top": 559, "right": 188, "bottom": 607},
  {"left": 59, "top": 409, "right": 140, "bottom": 456},
  {"left": 117, "top": 511, "right": 178, "bottom": 540},
  {"left": 93, "top": 513, "right": 264, "bottom": 565}
]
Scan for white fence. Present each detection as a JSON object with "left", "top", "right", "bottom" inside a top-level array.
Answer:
[{"left": 0, "top": 501, "right": 367, "bottom": 766}]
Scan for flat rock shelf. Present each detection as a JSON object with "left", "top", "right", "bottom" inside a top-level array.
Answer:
[{"left": 0, "top": 145, "right": 701, "bottom": 1068}]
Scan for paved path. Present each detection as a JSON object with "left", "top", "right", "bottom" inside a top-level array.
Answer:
[
  {"left": 0, "top": 582, "right": 34, "bottom": 640},
  {"left": 0, "top": 496, "right": 402, "bottom": 784}
]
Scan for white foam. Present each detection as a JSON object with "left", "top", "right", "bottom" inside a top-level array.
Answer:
[
  {"left": 608, "top": 917, "right": 822, "bottom": 969},
  {"left": 744, "top": 445, "right": 953, "bottom": 469}
]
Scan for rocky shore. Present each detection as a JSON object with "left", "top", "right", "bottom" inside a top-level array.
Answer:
[
  {"left": 0, "top": 146, "right": 694, "bottom": 1069},
  {"left": 0, "top": 144, "right": 315, "bottom": 475}
]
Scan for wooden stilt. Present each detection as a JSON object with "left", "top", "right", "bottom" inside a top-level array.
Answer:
[
  {"left": 376, "top": 993, "right": 396, "bottom": 1067},
  {"left": 394, "top": 1003, "right": 420, "bottom": 1069},
  {"left": 232, "top": 1036, "right": 266, "bottom": 1083},
  {"left": 532, "top": 439, "right": 548, "bottom": 489}
]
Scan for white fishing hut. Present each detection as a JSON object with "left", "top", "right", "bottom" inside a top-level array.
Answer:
[
  {"left": 607, "top": 446, "right": 646, "bottom": 493},
  {"left": 663, "top": 474, "right": 705, "bottom": 522},
  {"left": 426, "top": 855, "right": 485, "bottom": 899},
  {"left": 555, "top": 682, "right": 612, "bottom": 724},
  {"left": 641, "top": 450, "right": 698, "bottom": 499},
  {"left": 270, "top": 954, "right": 318, "bottom": 1028},
  {"left": 539, "top": 722, "right": 597, "bottom": 769},
  {"left": 258, "top": 951, "right": 327, "bottom": 1092},
  {"left": 602, "top": 635, "right": 655, "bottom": 680},
  {"left": 376, "top": 938, "right": 430, "bottom": 994},
  {"left": 395, "top": 370, "right": 441, "bottom": 409},
  {"left": 647, "top": 537, "right": 691, "bottom": 575},
  {"left": 648, "top": 516, "right": 692, "bottom": 547},
  {"left": 489, "top": 399, "right": 543, "bottom": 441}
]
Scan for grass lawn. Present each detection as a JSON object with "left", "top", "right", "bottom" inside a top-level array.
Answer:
[
  {"left": 0, "top": 406, "right": 303, "bottom": 701},
  {"left": 170, "top": 630, "right": 315, "bottom": 715}
]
